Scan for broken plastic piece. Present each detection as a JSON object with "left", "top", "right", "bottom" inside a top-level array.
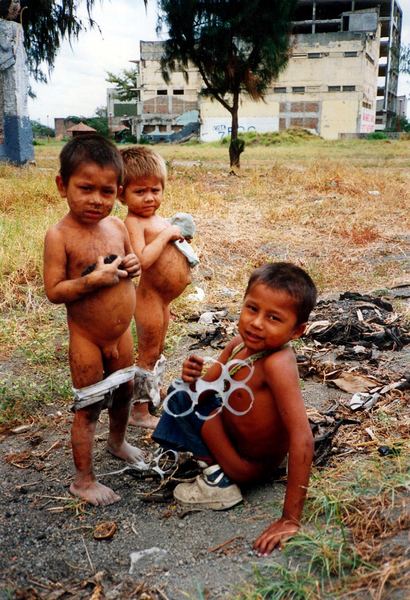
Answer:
[{"left": 162, "top": 357, "right": 255, "bottom": 420}]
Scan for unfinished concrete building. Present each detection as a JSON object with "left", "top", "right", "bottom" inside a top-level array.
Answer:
[
  {"left": 292, "top": 1, "right": 403, "bottom": 129},
  {"left": 112, "top": 41, "right": 202, "bottom": 142},
  {"left": 108, "top": 1, "right": 403, "bottom": 141}
]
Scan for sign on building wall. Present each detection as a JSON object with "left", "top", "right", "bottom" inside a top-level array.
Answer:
[
  {"left": 201, "top": 117, "right": 279, "bottom": 142},
  {"left": 360, "top": 108, "right": 376, "bottom": 133}
]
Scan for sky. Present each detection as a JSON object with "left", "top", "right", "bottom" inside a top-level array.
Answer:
[
  {"left": 28, "top": 1, "right": 160, "bottom": 125},
  {"left": 28, "top": 0, "right": 410, "bottom": 126}
]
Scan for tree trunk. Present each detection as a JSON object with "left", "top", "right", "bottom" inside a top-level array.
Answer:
[{"left": 228, "top": 91, "right": 244, "bottom": 169}]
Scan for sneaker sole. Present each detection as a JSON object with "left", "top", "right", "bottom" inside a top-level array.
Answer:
[{"left": 173, "top": 497, "right": 242, "bottom": 511}]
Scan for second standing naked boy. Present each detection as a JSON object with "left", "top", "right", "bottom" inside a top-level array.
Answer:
[{"left": 121, "top": 147, "right": 197, "bottom": 428}]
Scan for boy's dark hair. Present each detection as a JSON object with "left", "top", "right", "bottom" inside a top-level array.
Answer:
[
  {"left": 245, "top": 262, "right": 317, "bottom": 324},
  {"left": 59, "top": 134, "right": 123, "bottom": 186}
]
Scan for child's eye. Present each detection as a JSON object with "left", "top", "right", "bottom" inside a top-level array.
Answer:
[
  {"left": 269, "top": 315, "right": 280, "bottom": 322},
  {"left": 246, "top": 304, "right": 257, "bottom": 312}
]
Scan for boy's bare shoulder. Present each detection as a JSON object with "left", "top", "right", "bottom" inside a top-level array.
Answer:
[{"left": 263, "top": 344, "right": 298, "bottom": 375}]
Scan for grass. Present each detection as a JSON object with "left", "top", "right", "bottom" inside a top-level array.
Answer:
[{"left": 1, "top": 136, "right": 409, "bottom": 596}]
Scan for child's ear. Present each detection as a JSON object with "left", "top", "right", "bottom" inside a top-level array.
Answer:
[
  {"left": 291, "top": 322, "right": 306, "bottom": 340},
  {"left": 55, "top": 175, "right": 67, "bottom": 198}
]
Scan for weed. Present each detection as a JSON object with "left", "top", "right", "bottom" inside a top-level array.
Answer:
[{"left": 240, "top": 563, "right": 320, "bottom": 599}]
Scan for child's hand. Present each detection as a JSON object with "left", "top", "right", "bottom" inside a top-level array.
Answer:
[
  {"left": 121, "top": 253, "right": 141, "bottom": 278},
  {"left": 182, "top": 354, "right": 204, "bottom": 382},
  {"left": 94, "top": 255, "right": 128, "bottom": 286},
  {"left": 168, "top": 225, "right": 184, "bottom": 242},
  {"left": 253, "top": 517, "right": 300, "bottom": 556}
]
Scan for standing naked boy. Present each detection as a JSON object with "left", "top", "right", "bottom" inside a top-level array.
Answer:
[
  {"left": 154, "top": 262, "right": 317, "bottom": 554},
  {"left": 43, "top": 134, "right": 142, "bottom": 506},
  {"left": 121, "top": 147, "right": 198, "bottom": 429}
]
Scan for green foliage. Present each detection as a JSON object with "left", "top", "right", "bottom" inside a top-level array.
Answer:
[
  {"left": 106, "top": 68, "right": 140, "bottom": 102},
  {"left": 30, "top": 120, "right": 55, "bottom": 139},
  {"left": 367, "top": 131, "right": 388, "bottom": 140},
  {"left": 64, "top": 115, "right": 109, "bottom": 137},
  {"left": 158, "top": 0, "right": 296, "bottom": 165},
  {"left": 220, "top": 129, "right": 318, "bottom": 146}
]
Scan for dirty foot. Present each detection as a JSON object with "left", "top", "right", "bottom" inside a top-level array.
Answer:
[
  {"left": 107, "top": 440, "right": 145, "bottom": 463},
  {"left": 70, "top": 480, "right": 121, "bottom": 506},
  {"left": 128, "top": 412, "right": 159, "bottom": 429},
  {"left": 128, "top": 403, "right": 159, "bottom": 429}
]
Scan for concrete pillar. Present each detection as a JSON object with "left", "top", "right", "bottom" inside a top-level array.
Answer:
[{"left": 0, "top": 19, "right": 34, "bottom": 164}]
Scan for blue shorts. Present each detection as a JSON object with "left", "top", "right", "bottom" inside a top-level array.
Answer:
[{"left": 152, "top": 384, "right": 222, "bottom": 461}]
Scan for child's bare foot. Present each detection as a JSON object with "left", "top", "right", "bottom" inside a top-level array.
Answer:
[
  {"left": 128, "top": 403, "right": 159, "bottom": 429},
  {"left": 107, "top": 440, "right": 145, "bottom": 463},
  {"left": 70, "top": 480, "right": 121, "bottom": 506}
]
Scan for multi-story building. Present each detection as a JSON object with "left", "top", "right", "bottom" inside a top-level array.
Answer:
[{"left": 108, "top": 1, "right": 403, "bottom": 141}]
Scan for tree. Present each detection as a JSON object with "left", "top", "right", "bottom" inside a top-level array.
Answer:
[
  {"left": 158, "top": 0, "right": 297, "bottom": 168},
  {"left": 2, "top": 1, "right": 146, "bottom": 81},
  {"left": 106, "top": 68, "right": 140, "bottom": 102}
]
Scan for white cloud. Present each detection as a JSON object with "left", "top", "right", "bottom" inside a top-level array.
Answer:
[{"left": 28, "top": 0, "right": 160, "bottom": 124}]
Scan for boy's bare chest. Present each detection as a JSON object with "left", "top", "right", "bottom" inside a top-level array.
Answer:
[{"left": 64, "top": 224, "right": 125, "bottom": 277}]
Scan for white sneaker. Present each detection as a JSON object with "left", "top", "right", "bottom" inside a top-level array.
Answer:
[{"left": 173, "top": 464, "right": 242, "bottom": 510}]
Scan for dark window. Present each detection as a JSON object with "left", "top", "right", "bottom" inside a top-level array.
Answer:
[
  {"left": 366, "top": 53, "right": 375, "bottom": 65},
  {"left": 157, "top": 90, "right": 167, "bottom": 95},
  {"left": 292, "top": 86, "right": 305, "bottom": 94},
  {"left": 274, "top": 87, "right": 287, "bottom": 94},
  {"left": 344, "top": 51, "right": 358, "bottom": 58},
  {"left": 308, "top": 53, "right": 321, "bottom": 59},
  {"left": 173, "top": 89, "right": 184, "bottom": 95},
  {"left": 342, "top": 85, "right": 356, "bottom": 92},
  {"left": 328, "top": 86, "right": 341, "bottom": 92}
]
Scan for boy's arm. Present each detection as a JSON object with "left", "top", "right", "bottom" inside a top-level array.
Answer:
[
  {"left": 127, "top": 219, "right": 183, "bottom": 270},
  {"left": 43, "top": 228, "right": 128, "bottom": 304},
  {"left": 121, "top": 226, "right": 141, "bottom": 278},
  {"left": 253, "top": 351, "right": 314, "bottom": 555}
]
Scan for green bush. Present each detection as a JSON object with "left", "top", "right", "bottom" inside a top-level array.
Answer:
[{"left": 366, "top": 131, "right": 388, "bottom": 140}]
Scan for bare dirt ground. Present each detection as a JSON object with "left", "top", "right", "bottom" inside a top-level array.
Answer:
[{"left": 1, "top": 150, "right": 409, "bottom": 599}]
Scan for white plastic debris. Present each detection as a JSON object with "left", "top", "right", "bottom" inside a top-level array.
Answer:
[
  {"left": 368, "top": 190, "right": 381, "bottom": 196},
  {"left": 349, "top": 392, "right": 380, "bottom": 411},
  {"left": 129, "top": 547, "right": 168, "bottom": 575},
  {"left": 187, "top": 286, "right": 205, "bottom": 301}
]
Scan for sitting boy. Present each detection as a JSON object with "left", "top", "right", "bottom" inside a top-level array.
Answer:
[
  {"left": 153, "top": 262, "right": 317, "bottom": 554},
  {"left": 43, "top": 134, "right": 142, "bottom": 506},
  {"left": 120, "top": 146, "right": 199, "bottom": 429}
]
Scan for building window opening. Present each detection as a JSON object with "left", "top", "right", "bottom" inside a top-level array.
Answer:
[
  {"left": 344, "top": 51, "right": 358, "bottom": 58},
  {"left": 328, "top": 86, "right": 341, "bottom": 92},
  {"left": 157, "top": 90, "right": 168, "bottom": 95},
  {"left": 274, "top": 87, "right": 287, "bottom": 94},
  {"left": 342, "top": 85, "right": 356, "bottom": 92},
  {"left": 308, "top": 53, "right": 322, "bottom": 59},
  {"left": 173, "top": 89, "right": 184, "bottom": 95},
  {"left": 292, "top": 86, "right": 305, "bottom": 94}
]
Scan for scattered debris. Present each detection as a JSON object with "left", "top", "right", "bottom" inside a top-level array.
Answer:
[
  {"left": 93, "top": 521, "right": 117, "bottom": 540},
  {"left": 306, "top": 292, "right": 409, "bottom": 351},
  {"left": 129, "top": 547, "right": 168, "bottom": 576},
  {"left": 186, "top": 286, "right": 205, "bottom": 302}
]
